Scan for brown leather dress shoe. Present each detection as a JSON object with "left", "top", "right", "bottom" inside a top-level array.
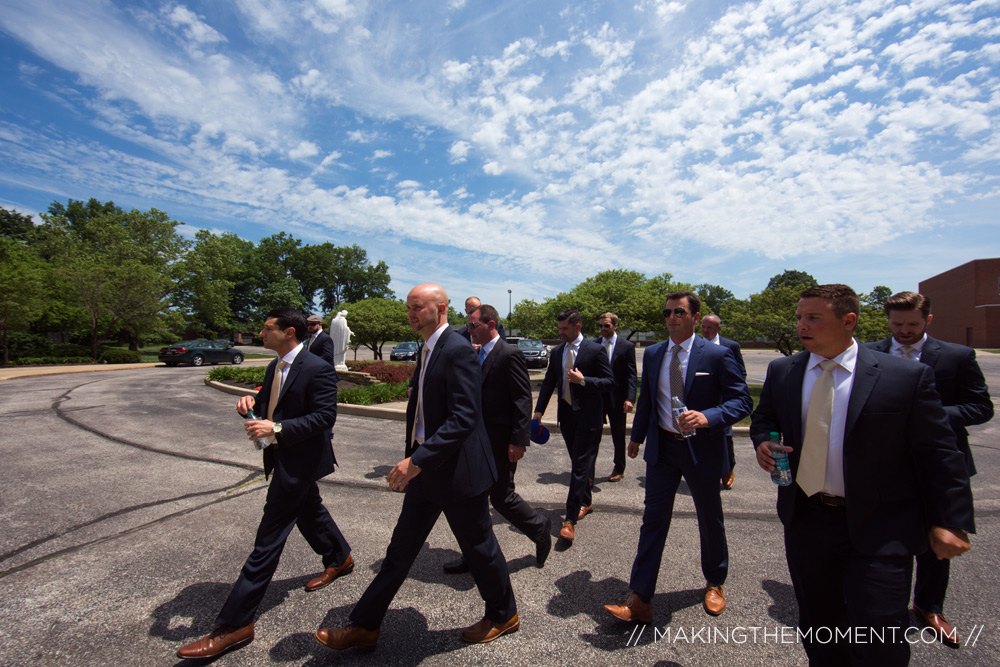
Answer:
[
  {"left": 559, "top": 520, "right": 575, "bottom": 540},
  {"left": 604, "top": 591, "right": 653, "bottom": 624},
  {"left": 177, "top": 623, "right": 254, "bottom": 659},
  {"left": 608, "top": 470, "right": 624, "bottom": 482},
  {"left": 315, "top": 624, "right": 380, "bottom": 652},
  {"left": 577, "top": 504, "right": 594, "bottom": 520},
  {"left": 461, "top": 614, "right": 520, "bottom": 643},
  {"left": 913, "top": 606, "right": 960, "bottom": 648},
  {"left": 704, "top": 584, "right": 725, "bottom": 616},
  {"left": 722, "top": 470, "right": 735, "bottom": 490},
  {"left": 305, "top": 554, "right": 354, "bottom": 591}
]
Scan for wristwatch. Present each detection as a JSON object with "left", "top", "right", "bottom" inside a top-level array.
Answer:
[{"left": 273, "top": 422, "right": 283, "bottom": 435}]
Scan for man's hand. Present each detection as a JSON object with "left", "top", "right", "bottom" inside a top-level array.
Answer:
[
  {"left": 567, "top": 367, "right": 585, "bottom": 385},
  {"left": 929, "top": 526, "right": 971, "bottom": 560},
  {"left": 388, "top": 457, "right": 422, "bottom": 492},
  {"left": 509, "top": 444, "right": 525, "bottom": 463},
  {"left": 245, "top": 419, "right": 276, "bottom": 441},
  {"left": 623, "top": 400, "right": 634, "bottom": 414},
  {"left": 532, "top": 411, "right": 543, "bottom": 421},
  {"left": 237, "top": 395, "right": 256, "bottom": 416},
  {"left": 677, "top": 410, "right": 708, "bottom": 431},
  {"left": 628, "top": 440, "right": 641, "bottom": 459},
  {"left": 755, "top": 440, "right": 792, "bottom": 472}
]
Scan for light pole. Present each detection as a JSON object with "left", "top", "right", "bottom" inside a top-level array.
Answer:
[{"left": 507, "top": 289, "right": 512, "bottom": 329}]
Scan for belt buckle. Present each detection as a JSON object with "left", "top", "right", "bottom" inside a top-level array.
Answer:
[{"left": 816, "top": 493, "right": 845, "bottom": 507}]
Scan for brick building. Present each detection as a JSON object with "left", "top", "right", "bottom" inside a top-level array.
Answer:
[{"left": 919, "top": 258, "right": 1000, "bottom": 348}]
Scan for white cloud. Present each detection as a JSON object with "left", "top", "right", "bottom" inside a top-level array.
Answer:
[
  {"left": 372, "top": 149, "right": 393, "bottom": 159},
  {"left": 449, "top": 140, "right": 471, "bottom": 163},
  {"left": 288, "top": 141, "right": 320, "bottom": 159}
]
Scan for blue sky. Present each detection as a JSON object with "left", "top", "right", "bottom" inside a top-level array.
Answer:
[{"left": 2, "top": 0, "right": 998, "bottom": 313}]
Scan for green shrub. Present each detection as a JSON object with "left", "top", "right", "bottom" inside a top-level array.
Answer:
[
  {"left": 99, "top": 349, "right": 142, "bottom": 363},
  {"left": 50, "top": 342, "right": 91, "bottom": 357},
  {"left": 207, "top": 366, "right": 267, "bottom": 385},
  {"left": 7, "top": 356, "right": 93, "bottom": 365},
  {"left": 7, "top": 331, "right": 51, "bottom": 359},
  {"left": 339, "top": 381, "right": 409, "bottom": 405}
]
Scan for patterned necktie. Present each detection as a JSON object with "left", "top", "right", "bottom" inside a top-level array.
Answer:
[
  {"left": 797, "top": 360, "right": 837, "bottom": 497},
  {"left": 411, "top": 344, "right": 429, "bottom": 446},
  {"left": 901, "top": 345, "right": 914, "bottom": 360},
  {"left": 562, "top": 346, "right": 576, "bottom": 405},
  {"left": 669, "top": 344, "right": 685, "bottom": 429}
]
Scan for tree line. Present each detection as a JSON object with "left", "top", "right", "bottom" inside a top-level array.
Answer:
[{"left": 0, "top": 200, "right": 392, "bottom": 363}]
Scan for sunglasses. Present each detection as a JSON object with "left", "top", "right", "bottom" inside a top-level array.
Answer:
[
  {"left": 467, "top": 320, "right": 489, "bottom": 329},
  {"left": 599, "top": 323, "right": 613, "bottom": 329},
  {"left": 663, "top": 307, "right": 689, "bottom": 318}
]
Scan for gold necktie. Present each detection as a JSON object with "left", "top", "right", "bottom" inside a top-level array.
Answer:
[
  {"left": 797, "top": 360, "right": 837, "bottom": 497},
  {"left": 901, "top": 345, "right": 914, "bottom": 359},
  {"left": 266, "top": 359, "right": 289, "bottom": 443},
  {"left": 562, "top": 347, "right": 576, "bottom": 405}
]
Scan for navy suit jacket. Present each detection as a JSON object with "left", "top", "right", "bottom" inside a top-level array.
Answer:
[
  {"left": 307, "top": 330, "right": 336, "bottom": 367},
  {"left": 864, "top": 336, "right": 993, "bottom": 475},
  {"left": 534, "top": 337, "right": 614, "bottom": 430},
  {"left": 717, "top": 336, "right": 746, "bottom": 379},
  {"left": 631, "top": 336, "right": 751, "bottom": 471},
  {"left": 405, "top": 327, "right": 497, "bottom": 503},
  {"left": 255, "top": 348, "right": 339, "bottom": 486},
  {"left": 750, "top": 345, "right": 975, "bottom": 557},
  {"left": 593, "top": 335, "right": 637, "bottom": 411},
  {"left": 481, "top": 338, "right": 532, "bottom": 451}
]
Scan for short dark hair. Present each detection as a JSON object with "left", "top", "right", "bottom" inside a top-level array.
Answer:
[
  {"left": 556, "top": 309, "right": 583, "bottom": 326},
  {"left": 474, "top": 304, "right": 500, "bottom": 327},
  {"left": 883, "top": 291, "right": 931, "bottom": 319},
  {"left": 666, "top": 290, "right": 701, "bottom": 316},
  {"left": 266, "top": 307, "right": 307, "bottom": 342},
  {"left": 799, "top": 284, "right": 860, "bottom": 319},
  {"left": 599, "top": 312, "right": 619, "bottom": 326}
]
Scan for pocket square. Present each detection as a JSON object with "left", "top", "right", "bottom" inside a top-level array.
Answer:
[{"left": 695, "top": 371, "right": 711, "bottom": 376}]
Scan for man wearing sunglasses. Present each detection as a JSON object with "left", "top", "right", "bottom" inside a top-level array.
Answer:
[
  {"left": 606, "top": 291, "right": 751, "bottom": 623},
  {"left": 593, "top": 312, "right": 637, "bottom": 483}
]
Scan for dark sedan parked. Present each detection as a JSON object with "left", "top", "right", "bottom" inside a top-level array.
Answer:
[
  {"left": 159, "top": 340, "right": 244, "bottom": 367},
  {"left": 390, "top": 341, "right": 420, "bottom": 361}
]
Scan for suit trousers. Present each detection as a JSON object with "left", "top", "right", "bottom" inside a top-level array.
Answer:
[
  {"left": 785, "top": 493, "right": 912, "bottom": 667},
  {"left": 217, "top": 480, "right": 350, "bottom": 628},
  {"left": 490, "top": 452, "right": 549, "bottom": 543},
  {"left": 557, "top": 402, "right": 600, "bottom": 522},
  {"left": 349, "top": 478, "right": 516, "bottom": 630},
  {"left": 629, "top": 429, "right": 728, "bottom": 601},
  {"left": 913, "top": 549, "right": 950, "bottom": 614},
  {"left": 592, "top": 403, "right": 627, "bottom": 480}
]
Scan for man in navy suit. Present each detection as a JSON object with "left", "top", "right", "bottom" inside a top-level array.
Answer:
[
  {"left": 316, "top": 284, "right": 518, "bottom": 651},
  {"left": 593, "top": 312, "right": 637, "bottom": 483},
  {"left": 752, "top": 285, "right": 974, "bottom": 666},
  {"left": 864, "top": 291, "right": 992, "bottom": 648},
  {"left": 700, "top": 314, "right": 746, "bottom": 490},
  {"left": 533, "top": 309, "right": 613, "bottom": 543},
  {"left": 605, "top": 291, "right": 751, "bottom": 624},
  {"left": 305, "top": 314, "right": 336, "bottom": 366},
  {"left": 177, "top": 308, "right": 352, "bottom": 660},
  {"left": 443, "top": 303, "right": 552, "bottom": 574}
]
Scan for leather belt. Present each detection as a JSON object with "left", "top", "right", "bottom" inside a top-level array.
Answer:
[
  {"left": 811, "top": 492, "right": 846, "bottom": 507},
  {"left": 658, "top": 427, "right": 686, "bottom": 441}
]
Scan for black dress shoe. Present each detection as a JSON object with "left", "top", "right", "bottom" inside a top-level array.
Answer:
[
  {"left": 536, "top": 517, "right": 553, "bottom": 567},
  {"left": 443, "top": 557, "right": 469, "bottom": 574}
]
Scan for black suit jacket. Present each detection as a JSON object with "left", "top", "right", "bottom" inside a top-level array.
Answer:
[
  {"left": 535, "top": 338, "right": 614, "bottom": 429},
  {"left": 751, "top": 345, "right": 975, "bottom": 557},
  {"left": 405, "top": 327, "right": 496, "bottom": 503},
  {"left": 717, "top": 336, "right": 746, "bottom": 379},
  {"left": 255, "top": 348, "right": 339, "bottom": 486},
  {"left": 864, "top": 336, "right": 993, "bottom": 475},
  {"left": 307, "top": 330, "right": 336, "bottom": 367},
  {"left": 593, "top": 335, "right": 637, "bottom": 410},
  {"left": 480, "top": 338, "right": 532, "bottom": 451}
]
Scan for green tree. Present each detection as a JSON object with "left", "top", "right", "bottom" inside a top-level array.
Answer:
[
  {"left": 314, "top": 244, "right": 393, "bottom": 310},
  {"left": 343, "top": 298, "right": 413, "bottom": 359},
  {"left": 0, "top": 208, "right": 35, "bottom": 240},
  {"left": 0, "top": 238, "right": 48, "bottom": 363},
  {"left": 694, "top": 283, "right": 735, "bottom": 316},
  {"left": 726, "top": 285, "right": 803, "bottom": 356},
  {"left": 175, "top": 230, "right": 255, "bottom": 336},
  {"left": 855, "top": 286, "right": 893, "bottom": 344},
  {"left": 766, "top": 269, "right": 817, "bottom": 291},
  {"left": 37, "top": 200, "right": 189, "bottom": 358}
]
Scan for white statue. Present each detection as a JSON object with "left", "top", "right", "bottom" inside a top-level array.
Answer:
[{"left": 330, "top": 310, "right": 352, "bottom": 371}]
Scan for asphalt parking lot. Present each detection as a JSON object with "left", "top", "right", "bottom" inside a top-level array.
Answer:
[{"left": 0, "top": 352, "right": 998, "bottom": 666}]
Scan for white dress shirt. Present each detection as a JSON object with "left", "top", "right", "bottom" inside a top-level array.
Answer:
[
  {"left": 800, "top": 340, "right": 858, "bottom": 497},
  {"left": 414, "top": 323, "right": 449, "bottom": 443},
  {"left": 890, "top": 333, "right": 927, "bottom": 361},
  {"left": 656, "top": 334, "right": 695, "bottom": 433}
]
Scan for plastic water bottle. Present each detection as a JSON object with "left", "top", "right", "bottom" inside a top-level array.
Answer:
[
  {"left": 671, "top": 396, "right": 694, "bottom": 439},
  {"left": 769, "top": 431, "right": 793, "bottom": 486},
  {"left": 242, "top": 408, "right": 270, "bottom": 450}
]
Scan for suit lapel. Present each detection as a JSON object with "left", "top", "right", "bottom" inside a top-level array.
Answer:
[
  {"left": 784, "top": 352, "right": 808, "bottom": 447},
  {"left": 846, "top": 347, "right": 879, "bottom": 438},
  {"left": 919, "top": 337, "right": 942, "bottom": 369},
  {"left": 276, "top": 351, "right": 305, "bottom": 407},
  {"left": 481, "top": 339, "right": 500, "bottom": 383},
  {"left": 683, "top": 337, "right": 704, "bottom": 398}
]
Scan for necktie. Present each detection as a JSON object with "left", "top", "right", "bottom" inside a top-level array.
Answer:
[
  {"left": 307, "top": 336, "right": 313, "bottom": 350},
  {"left": 266, "top": 359, "right": 289, "bottom": 442},
  {"left": 562, "top": 346, "right": 576, "bottom": 405},
  {"left": 901, "top": 345, "right": 914, "bottom": 360},
  {"left": 411, "top": 344, "right": 429, "bottom": 446},
  {"left": 797, "top": 359, "right": 837, "bottom": 497},
  {"left": 605, "top": 340, "right": 613, "bottom": 360},
  {"left": 669, "top": 344, "right": 684, "bottom": 429},
  {"left": 478, "top": 347, "right": 486, "bottom": 366}
]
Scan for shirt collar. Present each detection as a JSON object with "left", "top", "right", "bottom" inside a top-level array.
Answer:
[
  {"left": 481, "top": 332, "right": 500, "bottom": 357},
  {"left": 890, "top": 333, "right": 927, "bottom": 354},
  {"left": 809, "top": 339, "right": 858, "bottom": 374},
  {"left": 280, "top": 342, "right": 304, "bottom": 365},
  {"left": 670, "top": 333, "right": 696, "bottom": 353}
]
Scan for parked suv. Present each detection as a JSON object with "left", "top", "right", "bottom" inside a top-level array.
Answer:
[{"left": 507, "top": 337, "right": 549, "bottom": 368}]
